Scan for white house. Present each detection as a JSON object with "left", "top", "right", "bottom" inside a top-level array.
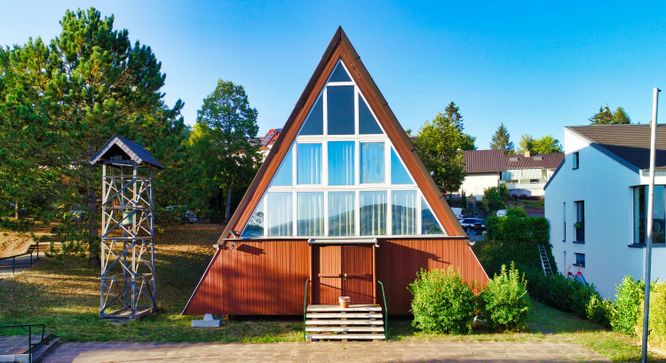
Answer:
[
  {"left": 545, "top": 124, "right": 666, "bottom": 298},
  {"left": 460, "top": 150, "right": 563, "bottom": 199}
]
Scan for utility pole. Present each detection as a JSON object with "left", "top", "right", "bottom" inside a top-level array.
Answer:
[{"left": 642, "top": 87, "right": 661, "bottom": 363}]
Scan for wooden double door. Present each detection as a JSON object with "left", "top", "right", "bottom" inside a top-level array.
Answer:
[{"left": 312, "top": 244, "right": 376, "bottom": 305}]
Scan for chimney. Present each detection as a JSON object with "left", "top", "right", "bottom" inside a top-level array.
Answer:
[{"left": 523, "top": 150, "right": 531, "bottom": 158}]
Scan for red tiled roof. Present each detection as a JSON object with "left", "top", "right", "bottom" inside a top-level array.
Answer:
[{"left": 464, "top": 150, "right": 563, "bottom": 174}]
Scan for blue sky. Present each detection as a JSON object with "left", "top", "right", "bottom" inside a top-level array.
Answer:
[{"left": 2, "top": 1, "right": 665, "bottom": 148}]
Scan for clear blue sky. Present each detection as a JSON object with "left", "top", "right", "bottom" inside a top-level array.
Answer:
[{"left": 2, "top": 1, "right": 665, "bottom": 148}]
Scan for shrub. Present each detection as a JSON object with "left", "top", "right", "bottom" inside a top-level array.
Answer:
[
  {"left": 505, "top": 206, "right": 527, "bottom": 218},
  {"left": 586, "top": 294, "right": 612, "bottom": 328},
  {"left": 612, "top": 276, "right": 645, "bottom": 335},
  {"left": 480, "top": 263, "right": 530, "bottom": 331},
  {"left": 637, "top": 282, "right": 666, "bottom": 349},
  {"left": 486, "top": 215, "right": 549, "bottom": 244},
  {"left": 528, "top": 272, "right": 600, "bottom": 319},
  {"left": 409, "top": 268, "right": 477, "bottom": 334}
]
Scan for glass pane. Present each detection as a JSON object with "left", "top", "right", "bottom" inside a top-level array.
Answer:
[
  {"left": 328, "top": 192, "right": 355, "bottom": 236},
  {"left": 327, "top": 86, "right": 355, "bottom": 135},
  {"left": 328, "top": 141, "right": 355, "bottom": 185},
  {"left": 300, "top": 94, "right": 323, "bottom": 135},
  {"left": 635, "top": 186, "right": 646, "bottom": 244},
  {"left": 297, "top": 143, "right": 322, "bottom": 185},
  {"left": 297, "top": 192, "right": 324, "bottom": 236},
  {"left": 391, "top": 148, "right": 413, "bottom": 185},
  {"left": 359, "top": 94, "right": 382, "bottom": 134},
  {"left": 360, "top": 142, "right": 385, "bottom": 183},
  {"left": 241, "top": 198, "right": 264, "bottom": 237},
  {"left": 655, "top": 186, "right": 665, "bottom": 243},
  {"left": 392, "top": 190, "right": 417, "bottom": 235},
  {"left": 271, "top": 147, "right": 293, "bottom": 186},
  {"left": 329, "top": 61, "right": 352, "bottom": 82},
  {"left": 360, "top": 191, "right": 386, "bottom": 236},
  {"left": 267, "top": 192, "right": 293, "bottom": 236},
  {"left": 421, "top": 197, "right": 444, "bottom": 235}
]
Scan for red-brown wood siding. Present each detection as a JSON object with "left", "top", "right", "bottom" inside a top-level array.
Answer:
[
  {"left": 184, "top": 238, "right": 488, "bottom": 316},
  {"left": 184, "top": 240, "right": 309, "bottom": 315},
  {"left": 377, "top": 238, "right": 489, "bottom": 315}
]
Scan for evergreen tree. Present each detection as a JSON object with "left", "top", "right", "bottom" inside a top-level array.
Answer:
[
  {"left": 590, "top": 105, "right": 630, "bottom": 125},
  {"left": 414, "top": 102, "right": 476, "bottom": 194},
  {"left": 490, "top": 123, "right": 514, "bottom": 153}
]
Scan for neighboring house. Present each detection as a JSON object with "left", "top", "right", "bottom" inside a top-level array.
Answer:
[
  {"left": 183, "top": 28, "right": 488, "bottom": 317},
  {"left": 460, "top": 150, "right": 563, "bottom": 199},
  {"left": 545, "top": 124, "right": 666, "bottom": 298},
  {"left": 258, "top": 128, "right": 281, "bottom": 160}
]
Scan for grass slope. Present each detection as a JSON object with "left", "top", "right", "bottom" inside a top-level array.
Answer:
[{"left": 0, "top": 224, "right": 660, "bottom": 361}]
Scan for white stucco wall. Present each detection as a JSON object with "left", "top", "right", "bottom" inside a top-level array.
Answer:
[
  {"left": 460, "top": 173, "right": 499, "bottom": 199},
  {"left": 545, "top": 128, "right": 666, "bottom": 298}
]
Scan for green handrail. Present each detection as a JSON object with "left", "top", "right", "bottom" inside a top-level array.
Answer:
[
  {"left": 377, "top": 280, "right": 388, "bottom": 339},
  {"left": 303, "top": 278, "right": 309, "bottom": 341}
]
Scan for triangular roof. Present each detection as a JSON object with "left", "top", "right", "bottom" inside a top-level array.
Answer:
[
  {"left": 89, "top": 135, "right": 164, "bottom": 169},
  {"left": 220, "top": 27, "right": 465, "bottom": 241}
]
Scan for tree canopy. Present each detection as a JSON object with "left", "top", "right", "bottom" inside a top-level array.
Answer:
[
  {"left": 589, "top": 105, "right": 631, "bottom": 125},
  {"left": 189, "top": 80, "right": 260, "bottom": 222},
  {"left": 490, "top": 123, "right": 514, "bottom": 154},
  {"left": 414, "top": 102, "right": 476, "bottom": 194},
  {"left": 518, "top": 134, "right": 562, "bottom": 155}
]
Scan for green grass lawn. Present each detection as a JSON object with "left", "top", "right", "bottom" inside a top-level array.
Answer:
[{"left": 0, "top": 224, "right": 660, "bottom": 361}]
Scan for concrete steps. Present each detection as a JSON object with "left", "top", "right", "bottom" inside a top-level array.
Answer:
[{"left": 305, "top": 304, "right": 385, "bottom": 342}]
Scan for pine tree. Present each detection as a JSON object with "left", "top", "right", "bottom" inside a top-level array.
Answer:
[
  {"left": 590, "top": 105, "right": 630, "bottom": 125},
  {"left": 489, "top": 123, "right": 514, "bottom": 153}
]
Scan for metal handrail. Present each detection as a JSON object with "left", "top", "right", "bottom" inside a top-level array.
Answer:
[
  {"left": 303, "top": 278, "right": 309, "bottom": 341},
  {"left": 0, "top": 242, "right": 41, "bottom": 275},
  {"left": 377, "top": 280, "right": 388, "bottom": 339},
  {"left": 0, "top": 323, "right": 46, "bottom": 363}
]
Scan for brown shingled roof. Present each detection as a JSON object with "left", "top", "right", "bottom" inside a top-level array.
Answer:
[
  {"left": 569, "top": 124, "right": 666, "bottom": 171},
  {"left": 464, "top": 150, "right": 563, "bottom": 174}
]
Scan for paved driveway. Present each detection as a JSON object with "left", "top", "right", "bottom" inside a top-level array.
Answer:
[{"left": 43, "top": 340, "right": 609, "bottom": 362}]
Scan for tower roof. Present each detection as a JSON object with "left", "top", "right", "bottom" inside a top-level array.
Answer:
[{"left": 89, "top": 135, "right": 164, "bottom": 169}]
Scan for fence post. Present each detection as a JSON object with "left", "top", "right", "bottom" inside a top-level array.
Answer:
[{"left": 12, "top": 256, "right": 15, "bottom": 274}]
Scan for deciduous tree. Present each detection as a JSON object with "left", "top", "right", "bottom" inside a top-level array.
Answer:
[{"left": 414, "top": 102, "right": 476, "bottom": 194}]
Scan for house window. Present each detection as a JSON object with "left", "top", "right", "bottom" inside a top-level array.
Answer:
[
  {"left": 297, "top": 192, "right": 324, "bottom": 236},
  {"left": 267, "top": 192, "right": 293, "bottom": 236},
  {"left": 562, "top": 202, "right": 566, "bottom": 243},
  {"left": 574, "top": 253, "right": 585, "bottom": 267},
  {"left": 297, "top": 143, "right": 322, "bottom": 185},
  {"left": 360, "top": 191, "right": 387, "bottom": 235},
  {"left": 572, "top": 152, "right": 579, "bottom": 170},
  {"left": 633, "top": 185, "right": 666, "bottom": 244},
  {"left": 391, "top": 148, "right": 413, "bottom": 185},
  {"left": 529, "top": 179, "right": 540, "bottom": 184},
  {"left": 328, "top": 141, "right": 355, "bottom": 185},
  {"left": 328, "top": 191, "right": 355, "bottom": 236},
  {"left": 421, "top": 197, "right": 444, "bottom": 235},
  {"left": 574, "top": 200, "right": 585, "bottom": 242},
  {"left": 360, "top": 142, "right": 385, "bottom": 183},
  {"left": 391, "top": 190, "right": 417, "bottom": 235},
  {"left": 327, "top": 86, "right": 355, "bottom": 135},
  {"left": 271, "top": 147, "right": 293, "bottom": 186}
]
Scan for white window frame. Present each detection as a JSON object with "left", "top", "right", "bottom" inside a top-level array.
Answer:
[{"left": 242, "top": 60, "right": 446, "bottom": 238}]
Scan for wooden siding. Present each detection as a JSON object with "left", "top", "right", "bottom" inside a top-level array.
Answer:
[
  {"left": 377, "top": 238, "right": 489, "bottom": 315},
  {"left": 184, "top": 238, "right": 488, "bottom": 316},
  {"left": 184, "top": 241, "right": 309, "bottom": 315}
]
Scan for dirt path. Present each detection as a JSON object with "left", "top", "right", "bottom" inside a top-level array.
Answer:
[{"left": 43, "top": 340, "right": 609, "bottom": 362}]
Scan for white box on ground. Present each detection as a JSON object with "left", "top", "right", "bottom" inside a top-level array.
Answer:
[{"left": 191, "top": 313, "right": 220, "bottom": 328}]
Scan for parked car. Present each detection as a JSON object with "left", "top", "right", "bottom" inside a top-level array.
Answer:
[{"left": 460, "top": 218, "right": 485, "bottom": 232}]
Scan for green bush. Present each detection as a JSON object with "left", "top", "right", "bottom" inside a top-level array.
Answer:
[
  {"left": 409, "top": 268, "right": 477, "bottom": 334},
  {"left": 480, "top": 263, "right": 530, "bottom": 331},
  {"left": 486, "top": 215, "right": 549, "bottom": 244},
  {"left": 612, "top": 276, "right": 645, "bottom": 335},
  {"left": 637, "top": 282, "right": 666, "bottom": 349},
  {"left": 586, "top": 294, "right": 612, "bottom": 328},
  {"left": 528, "top": 272, "right": 601, "bottom": 319}
]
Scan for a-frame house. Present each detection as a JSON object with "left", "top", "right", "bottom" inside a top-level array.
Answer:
[{"left": 183, "top": 28, "right": 488, "bottom": 318}]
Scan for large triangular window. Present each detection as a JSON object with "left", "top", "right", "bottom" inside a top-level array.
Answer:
[{"left": 239, "top": 58, "right": 447, "bottom": 238}]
